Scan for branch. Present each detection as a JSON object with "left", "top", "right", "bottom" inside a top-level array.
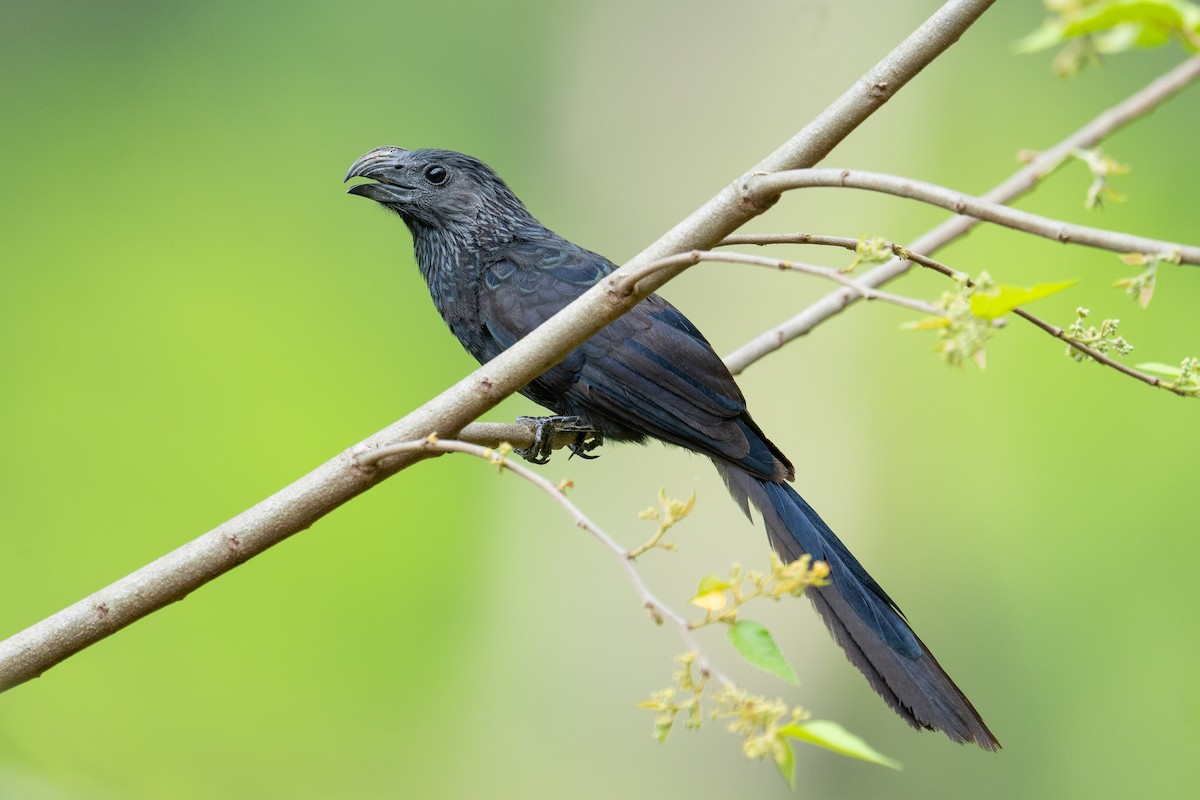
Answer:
[
  {"left": 0, "top": 0, "right": 997, "bottom": 693},
  {"left": 744, "top": 168, "right": 1200, "bottom": 264},
  {"left": 720, "top": 232, "right": 960, "bottom": 277},
  {"left": 1008, "top": 308, "right": 1185, "bottom": 394},
  {"left": 723, "top": 54, "right": 1200, "bottom": 374}
]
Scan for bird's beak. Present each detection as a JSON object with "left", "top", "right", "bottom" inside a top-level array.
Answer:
[{"left": 345, "top": 146, "right": 415, "bottom": 204}]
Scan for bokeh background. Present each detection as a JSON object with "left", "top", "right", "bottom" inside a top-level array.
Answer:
[{"left": 2, "top": 1, "right": 1198, "bottom": 797}]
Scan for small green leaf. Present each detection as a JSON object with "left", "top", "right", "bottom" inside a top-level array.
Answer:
[
  {"left": 969, "top": 280, "right": 1077, "bottom": 320},
  {"left": 1061, "top": 1, "right": 1189, "bottom": 42},
  {"left": 727, "top": 620, "right": 799, "bottom": 685},
  {"left": 779, "top": 720, "right": 902, "bottom": 769},
  {"left": 773, "top": 735, "right": 796, "bottom": 788}
]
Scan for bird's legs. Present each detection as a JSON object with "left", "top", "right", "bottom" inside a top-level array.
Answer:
[{"left": 514, "top": 415, "right": 603, "bottom": 464}]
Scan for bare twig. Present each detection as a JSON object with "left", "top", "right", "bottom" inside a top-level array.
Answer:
[
  {"left": 361, "top": 437, "right": 735, "bottom": 687},
  {"left": 719, "top": 233, "right": 963, "bottom": 279},
  {"left": 744, "top": 168, "right": 1200, "bottom": 263},
  {"left": 0, "top": 0, "right": 997, "bottom": 693},
  {"left": 624, "top": 249, "right": 950, "bottom": 317},
  {"left": 724, "top": 54, "right": 1200, "bottom": 373}
]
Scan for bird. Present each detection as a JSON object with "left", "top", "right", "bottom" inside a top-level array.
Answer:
[{"left": 345, "top": 146, "right": 999, "bottom": 750}]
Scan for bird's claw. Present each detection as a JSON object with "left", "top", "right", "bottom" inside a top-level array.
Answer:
[
  {"left": 514, "top": 415, "right": 602, "bottom": 465},
  {"left": 567, "top": 433, "right": 603, "bottom": 460}
]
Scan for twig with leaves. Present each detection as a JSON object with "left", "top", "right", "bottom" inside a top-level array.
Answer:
[{"left": 721, "top": 233, "right": 1198, "bottom": 396}]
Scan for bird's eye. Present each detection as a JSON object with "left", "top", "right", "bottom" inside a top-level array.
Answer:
[{"left": 424, "top": 164, "right": 448, "bottom": 185}]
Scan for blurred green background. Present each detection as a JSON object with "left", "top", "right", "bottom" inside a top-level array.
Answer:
[{"left": 2, "top": 1, "right": 1198, "bottom": 797}]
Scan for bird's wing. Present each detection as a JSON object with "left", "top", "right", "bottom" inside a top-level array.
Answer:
[{"left": 479, "top": 240, "right": 791, "bottom": 480}]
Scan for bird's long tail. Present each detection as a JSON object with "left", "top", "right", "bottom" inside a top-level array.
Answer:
[{"left": 715, "top": 462, "right": 999, "bottom": 750}]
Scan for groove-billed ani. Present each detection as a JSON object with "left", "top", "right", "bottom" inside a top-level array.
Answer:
[{"left": 346, "top": 146, "right": 999, "bottom": 750}]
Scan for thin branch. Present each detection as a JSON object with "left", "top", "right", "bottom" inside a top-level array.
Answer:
[
  {"left": 1009, "top": 308, "right": 1184, "bottom": 394},
  {"left": 720, "top": 233, "right": 962, "bottom": 279},
  {"left": 745, "top": 168, "right": 1200, "bottom": 264},
  {"left": 724, "top": 54, "right": 1200, "bottom": 374},
  {"left": 361, "top": 437, "right": 735, "bottom": 687},
  {"left": 0, "top": 0, "right": 996, "bottom": 693},
  {"left": 624, "top": 249, "right": 951, "bottom": 317}
]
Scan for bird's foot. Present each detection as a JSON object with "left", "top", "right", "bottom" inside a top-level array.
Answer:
[
  {"left": 514, "top": 416, "right": 602, "bottom": 465},
  {"left": 567, "top": 431, "right": 603, "bottom": 460}
]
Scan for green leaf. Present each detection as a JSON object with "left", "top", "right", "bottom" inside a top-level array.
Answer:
[
  {"left": 969, "top": 280, "right": 1077, "bottom": 320},
  {"left": 1061, "top": 1, "right": 1190, "bottom": 41},
  {"left": 1017, "top": 0, "right": 1200, "bottom": 59},
  {"left": 779, "top": 720, "right": 902, "bottom": 769},
  {"left": 1135, "top": 362, "right": 1183, "bottom": 377},
  {"left": 773, "top": 735, "right": 796, "bottom": 788},
  {"left": 727, "top": 620, "right": 799, "bottom": 685}
]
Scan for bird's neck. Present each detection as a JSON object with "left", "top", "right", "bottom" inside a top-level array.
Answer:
[
  {"left": 412, "top": 224, "right": 477, "bottom": 302},
  {"left": 408, "top": 223, "right": 498, "bottom": 359}
]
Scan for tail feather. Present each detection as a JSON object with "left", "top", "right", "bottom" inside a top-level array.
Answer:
[{"left": 716, "top": 461, "right": 1000, "bottom": 751}]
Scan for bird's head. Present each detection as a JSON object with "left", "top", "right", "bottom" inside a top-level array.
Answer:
[{"left": 345, "top": 146, "right": 535, "bottom": 235}]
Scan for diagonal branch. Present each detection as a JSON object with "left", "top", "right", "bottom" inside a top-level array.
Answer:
[
  {"left": 0, "top": 0, "right": 998, "bottom": 693},
  {"left": 1008, "top": 308, "right": 1186, "bottom": 394}
]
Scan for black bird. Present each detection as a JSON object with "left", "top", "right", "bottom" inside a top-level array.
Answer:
[{"left": 346, "top": 146, "right": 999, "bottom": 750}]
